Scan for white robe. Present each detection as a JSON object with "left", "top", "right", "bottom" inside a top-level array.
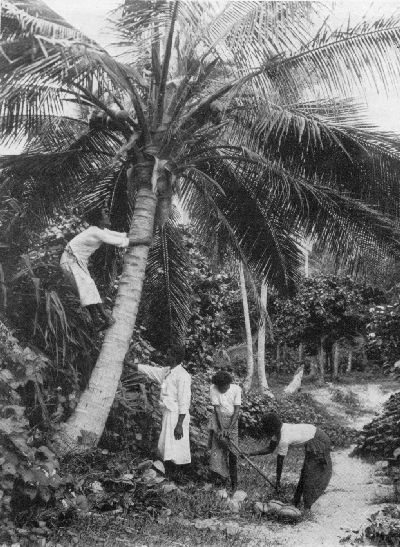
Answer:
[{"left": 138, "top": 363, "right": 191, "bottom": 464}]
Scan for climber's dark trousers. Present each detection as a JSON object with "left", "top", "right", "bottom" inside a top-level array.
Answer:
[
  {"left": 85, "top": 304, "right": 103, "bottom": 328},
  {"left": 85, "top": 304, "right": 115, "bottom": 329}
]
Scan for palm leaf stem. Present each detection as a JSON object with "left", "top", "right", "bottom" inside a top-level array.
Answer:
[
  {"left": 154, "top": 1, "right": 179, "bottom": 128},
  {"left": 122, "top": 74, "right": 151, "bottom": 147}
]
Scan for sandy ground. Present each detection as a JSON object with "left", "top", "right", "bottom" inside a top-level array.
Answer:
[{"left": 242, "top": 381, "right": 398, "bottom": 547}]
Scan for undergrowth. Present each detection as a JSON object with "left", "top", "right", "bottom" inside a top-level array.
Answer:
[
  {"left": 48, "top": 439, "right": 305, "bottom": 547},
  {"left": 329, "top": 387, "right": 361, "bottom": 410}
]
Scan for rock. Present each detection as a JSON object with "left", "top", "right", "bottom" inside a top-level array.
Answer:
[
  {"left": 232, "top": 490, "right": 247, "bottom": 502},
  {"left": 202, "top": 482, "right": 213, "bottom": 491},
  {"left": 216, "top": 488, "right": 228, "bottom": 499},
  {"left": 375, "top": 460, "right": 389, "bottom": 470},
  {"left": 226, "top": 499, "right": 241, "bottom": 512}
]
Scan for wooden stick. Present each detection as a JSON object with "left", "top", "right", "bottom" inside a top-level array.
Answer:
[{"left": 227, "top": 439, "right": 290, "bottom": 503}]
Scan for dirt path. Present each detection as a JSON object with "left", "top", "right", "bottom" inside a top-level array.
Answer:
[{"left": 243, "top": 381, "right": 398, "bottom": 547}]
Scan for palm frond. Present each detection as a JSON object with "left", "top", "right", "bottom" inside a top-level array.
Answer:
[
  {"left": 218, "top": 95, "right": 400, "bottom": 217},
  {"left": 0, "top": 112, "right": 85, "bottom": 150},
  {"left": 272, "top": 12, "right": 400, "bottom": 100},
  {"left": 180, "top": 163, "right": 303, "bottom": 293},
  {"left": 0, "top": 1, "right": 147, "bottom": 131},
  {"left": 139, "top": 209, "right": 192, "bottom": 349},
  {"left": 0, "top": 129, "right": 122, "bottom": 224},
  {"left": 3, "top": 0, "right": 92, "bottom": 40},
  {"left": 290, "top": 184, "right": 400, "bottom": 275},
  {"left": 114, "top": 0, "right": 216, "bottom": 66},
  {"left": 207, "top": 1, "right": 316, "bottom": 67}
]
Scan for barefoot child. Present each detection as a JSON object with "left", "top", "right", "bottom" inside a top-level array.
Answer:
[{"left": 208, "top": 371, "right": 241, "bottom": 492}]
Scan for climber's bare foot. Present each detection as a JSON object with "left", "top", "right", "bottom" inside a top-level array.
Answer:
[{"left": 98, "top": 316, "right": 116, "bottom": 331}]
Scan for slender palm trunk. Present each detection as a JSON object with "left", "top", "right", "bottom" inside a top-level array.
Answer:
[
  {"left": 318, "top": 336, "right": 326, "bottom": 385},
  {"left": 53, "top": 187, "right": 157, "bottom": 454},
  {"left": 240, "top": 264, "right": 254, "bottom": 392},
  {"left": 332, "top": 341, "right": 340, "bottom": 380},
  {"left": 309, "top": 354, "right": 318, "bottom": 378},
  {"left": 346, "top": 349, "right": 353, "bottom": 373},
  {"left": 257, "top": 282, "right": 270, "bottom": 394},
  {"left": 361, "top": 341, "right": 368, "bottom": 370}
]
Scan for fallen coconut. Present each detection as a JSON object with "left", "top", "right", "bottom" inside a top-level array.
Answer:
[
  {"left": 226, "top": 498, "right": 241, "bottom": 513},
  {"left": 232, "top": 490, "right": 247, "bottom": 502},
  {"left": 265, "top": 499, "right": 286, "bottom": 513},
  {"left": 278, "top": 505, "right": 302, "bottom": 521}
]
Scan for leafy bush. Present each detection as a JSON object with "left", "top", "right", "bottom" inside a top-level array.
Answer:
[
  {"left": 367, "top": 301, "right": 400, "bottom": 369},
  {"left": 0, "top": 323, "right": 65, "bottom": 544},
  {"left": 364, "top": 505, "right": 400, "bottom": 545},
  {"left": 353, "top": 392, "right": 400, "bottom": 459}
]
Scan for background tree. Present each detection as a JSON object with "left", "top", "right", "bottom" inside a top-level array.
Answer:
[
  {"left": 3, "top": 1, "right": 400, "bottom": 451},
  {"left": 271, "top": 275, "right": 387, "bottom": 382}
]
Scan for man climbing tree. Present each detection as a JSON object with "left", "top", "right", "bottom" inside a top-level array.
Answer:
[{"left": 60, "top": 209, "right": 149, "bottom": 330}]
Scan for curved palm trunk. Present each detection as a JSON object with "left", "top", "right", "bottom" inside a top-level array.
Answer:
[
  {"left": 53, "top": 187, "right": 157, "bottom": 454},
  {"left": 240, "top": 264, "right": 254, "bottom": 393}
]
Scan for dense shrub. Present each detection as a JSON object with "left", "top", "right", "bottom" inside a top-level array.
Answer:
[
  {"left": 0, "top": 323, "right": 64, "bottom": 543},
  {"left": 353, "top": 392, "right": 400, "bottom": 459},
  {"left": 364, "top": 505, "right": 400, "bottom": 546}
]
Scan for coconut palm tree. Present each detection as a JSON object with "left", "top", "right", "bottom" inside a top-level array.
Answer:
[{"left": 3, "top": 0, "right": 400, "bottom": 453}]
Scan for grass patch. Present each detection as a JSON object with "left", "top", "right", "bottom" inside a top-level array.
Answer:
[
  {"left": 49, "top": 439, "right": 305, "bottom": 546},
  {"left": 49, "top": 513, "right": 253, "bottom": 547}
]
